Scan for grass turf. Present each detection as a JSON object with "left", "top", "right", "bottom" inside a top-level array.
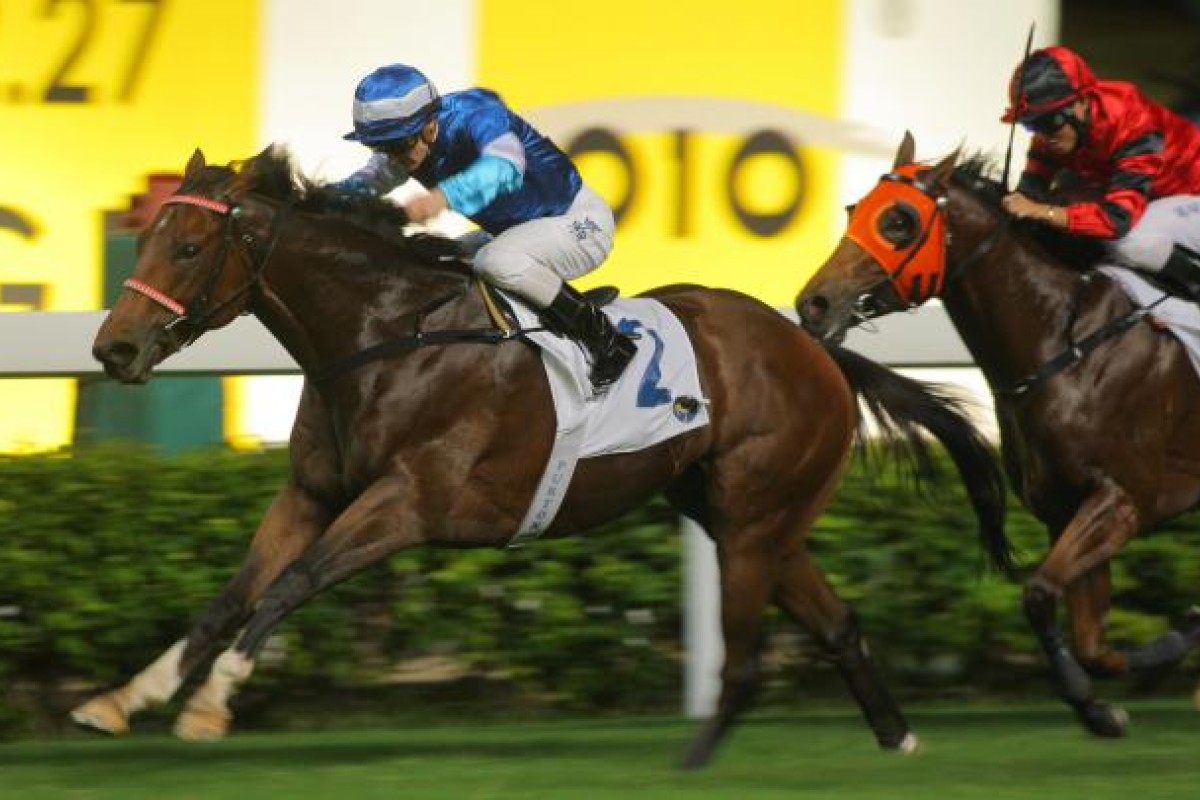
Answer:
[{"left": 2, "top": 701, "right": 1199, "bottom": 799}]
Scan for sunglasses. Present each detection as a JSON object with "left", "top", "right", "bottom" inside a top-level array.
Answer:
[
  {"left": 1022, "top": 110, "right": 1070, "bottom": 135},
  {"left": 372, "top": 133, "right": 422, "bottom": 155}
]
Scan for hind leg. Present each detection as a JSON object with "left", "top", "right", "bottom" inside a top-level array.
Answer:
[
  {"left": 71, "top": 486, "right": 328, "bottom": 735},
  {"left": 774, "top": 544, "right": 916, "bottom": 753},
  {"left": 679, "top": 535, "right": 774, "bottom": 770}
]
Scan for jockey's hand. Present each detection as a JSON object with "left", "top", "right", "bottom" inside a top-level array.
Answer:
[
  {"left": 404, "top": 189, "right": 449, "bottom": 223},
  {"left": 1002, "top": 192, "right": 1049, "bottom": 221}
]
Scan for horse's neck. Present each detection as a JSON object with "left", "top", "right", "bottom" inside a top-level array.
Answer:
[
  {"left": 253, "top": 230, "right": 476, "bottom": 374},
  {"left": 943, "top": 197, "right": 1084, "bottom": 388}
]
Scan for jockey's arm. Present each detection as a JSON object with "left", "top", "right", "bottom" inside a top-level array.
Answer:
[
  {"left": 439, "top": 132, "right": 526, "bottom": 216},
  {"left": 336, "top": 151, "right": 409, "bottom": 196},
  {"left": 1064, "top": 131, "right": 1163, "bottom": 239}
]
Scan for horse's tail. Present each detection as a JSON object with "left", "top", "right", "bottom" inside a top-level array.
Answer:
[{"left": 823, "top": 342, "right": 1016, "bottom": 576}]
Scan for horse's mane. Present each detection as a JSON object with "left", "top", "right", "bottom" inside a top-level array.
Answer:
[
  {"left": 950, "top": 152, "right": 1104, "bottom": 270},
  {"left": 181, "top": 146, "right": 467, "bottom": 265},
  {"left": 951, "top": 153, "right": 1006, "bottom": 205}
]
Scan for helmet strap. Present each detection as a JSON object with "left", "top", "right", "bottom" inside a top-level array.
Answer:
[{"left": 1061, "top": 99, "right": 1089, "bottom": 150}]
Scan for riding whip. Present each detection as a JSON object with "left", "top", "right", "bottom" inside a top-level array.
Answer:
[{"left": 1000, "top": 21, "right": 1037, "bottom": 193}]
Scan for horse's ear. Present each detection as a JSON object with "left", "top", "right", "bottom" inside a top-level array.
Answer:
[
  {"left": 184, "top": 149, "right": 206, "bottom": 177},
  {"left": 893, "top": 131, "right": 916, "bottom": 169},
  {"left": 926, "top": 148, "right": 961, "bottom": 190},
  {"left": 227, "top": 144, "right": 278, "bottom": 197}
]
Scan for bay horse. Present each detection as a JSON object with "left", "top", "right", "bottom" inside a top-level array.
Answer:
[
  {"left": 76, "top": 145, "right": 1009, "bottom": 768},
  {"left": 797, "top": 131, "right": 1200, "bottom": 739}
]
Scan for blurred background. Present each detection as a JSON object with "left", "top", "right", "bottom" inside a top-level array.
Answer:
[{"left": 2, "top": 1, "right": 1200, "bottom": 794}]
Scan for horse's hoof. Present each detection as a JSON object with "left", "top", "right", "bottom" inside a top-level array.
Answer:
[
  {"left": 174, "top": 702, "right": 231, "bottom": 742},
  {"left": 879, "top": 730, "right": 921, "bottom": 754},
  {"left": 1075, "top": 700, "right": 1129, "bottom": 738},
  {"left": 70, "top": 695, "right": 129, "bottom": 736}
]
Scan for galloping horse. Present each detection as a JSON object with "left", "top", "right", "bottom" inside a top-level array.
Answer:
[
  {"left": 797, "top": 132, "right": 1200, "bottom": 738},
  {"left": 76, "top": 145, "right": 1009, "bottom": 768}
]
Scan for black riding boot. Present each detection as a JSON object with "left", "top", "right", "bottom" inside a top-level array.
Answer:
[
  {"left": 541, "top": 283, "right": 637, "bottom": 392},
  {"left": 1159, "top": 244, "right": 1200, "bottom": 301}
]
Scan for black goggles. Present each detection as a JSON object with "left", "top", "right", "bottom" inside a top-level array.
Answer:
[
  {"left": 1021, "top": 109, "right": 1071, "bottom": 135},
  {"left": 372, "top": 133, "right": 422, "bottom": 155}
]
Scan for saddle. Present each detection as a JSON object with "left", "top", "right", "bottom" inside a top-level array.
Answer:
[{"left": 1027, "top": 225, "right": 1200, "bottom": 304}]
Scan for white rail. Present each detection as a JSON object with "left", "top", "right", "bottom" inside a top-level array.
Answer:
[{"left": 0, "top": 305, "right": 969, "bottom": 376}]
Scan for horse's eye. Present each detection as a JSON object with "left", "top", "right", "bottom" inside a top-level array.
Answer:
[
  {"left": 877, "top": 203, "right": 920, "bottom": 247},
  {"left": 174, "top": 242, "right": 201, "bottom": 261}
]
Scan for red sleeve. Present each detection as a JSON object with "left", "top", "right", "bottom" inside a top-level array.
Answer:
[{"left": 1065, "top": 104, "right": 1162, "bottom": 239}]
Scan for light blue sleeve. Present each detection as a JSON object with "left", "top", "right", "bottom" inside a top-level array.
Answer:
[{"left": 439, "top": 155, "right": 525, "bottom": 217}]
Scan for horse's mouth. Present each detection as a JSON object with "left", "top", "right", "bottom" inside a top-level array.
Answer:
[
  {"left": 95, "top": 338, "right": 171, "bottom": 384},
  {"left": 103, "top": 361, "right": 151, "bottom": 384}
]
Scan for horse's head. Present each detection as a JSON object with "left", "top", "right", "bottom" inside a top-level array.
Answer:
[
  {"left": 93, "top": 147, "right": 285, "bottom": 383},
  {"left": 796, "top": 132, "right": 958, "bottom": 342}
]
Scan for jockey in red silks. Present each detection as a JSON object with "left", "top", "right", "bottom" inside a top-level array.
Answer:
[{"left": 1001, "top": 45, "right": 1200, "bottom": 299}]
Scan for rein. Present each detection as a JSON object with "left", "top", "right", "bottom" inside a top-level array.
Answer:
[{"left": 132, "top": 192, "right": 545, "bottom": 383}]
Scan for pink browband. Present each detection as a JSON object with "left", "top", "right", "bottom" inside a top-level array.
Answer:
[{"left": 163, "top": 194, "right": 232, "bottom": 214}]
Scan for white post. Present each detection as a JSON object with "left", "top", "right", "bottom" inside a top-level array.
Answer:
[{"left": 682, "top": 517, "right": 722, "bottom": 718}]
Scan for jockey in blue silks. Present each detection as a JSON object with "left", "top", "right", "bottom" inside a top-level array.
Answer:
[{"left": 337, "top": 63, "right": 636, "bottom": 392}]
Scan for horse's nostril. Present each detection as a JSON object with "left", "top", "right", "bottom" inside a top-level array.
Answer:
[
  {"left": 802, "top": 296, "right": 829, "bottom": 322},
  {"left": 94, "top": 340, "right": 138, "bottom": 368}
]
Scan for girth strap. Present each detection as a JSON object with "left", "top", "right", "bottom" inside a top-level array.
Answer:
[{"left": 1000, "top": 271, "right": 1166, "bottom": 397}]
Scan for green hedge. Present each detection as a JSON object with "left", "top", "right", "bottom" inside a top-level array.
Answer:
[{"left": 1, "top": 444, "right": 1198, "bottom": 737}]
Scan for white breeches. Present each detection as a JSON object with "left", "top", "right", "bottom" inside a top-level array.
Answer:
[
  {"left": 467, "top": 184, "right": 615, "bottom": 308},
  {"left": 1109, "top": 195, "right": 1200, "bottom": 270}
]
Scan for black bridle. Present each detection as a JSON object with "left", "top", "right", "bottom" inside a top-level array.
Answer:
[
  {"left": 122, "top": 193, "right": 293, "bottom": 347},
  {"left": 851, "top": 177, "right": 1160, "bottom": 397}
]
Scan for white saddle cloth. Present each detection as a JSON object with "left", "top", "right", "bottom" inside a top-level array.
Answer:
[
  {"left": 1099, "top": 266, "right": 1200, "bottom": 376},
  {"left": 502, "top": 293, "right": 710, "bottom": 546}
]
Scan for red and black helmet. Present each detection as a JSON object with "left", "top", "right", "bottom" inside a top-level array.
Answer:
[{"left": 1001, "top": 46, "right": 1097, "bottom": 124}]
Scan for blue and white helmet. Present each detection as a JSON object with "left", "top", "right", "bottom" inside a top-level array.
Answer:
[{"left": 343, "top": 64, "right": 441, "bottom": 144}]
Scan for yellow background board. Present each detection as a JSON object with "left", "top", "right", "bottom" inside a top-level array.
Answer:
[
  {"left": 477, "top": 0, "right": 843, "bottom": 306},
  {"left": 0, "top": 0, "right": 260, "bottom": 449}
]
